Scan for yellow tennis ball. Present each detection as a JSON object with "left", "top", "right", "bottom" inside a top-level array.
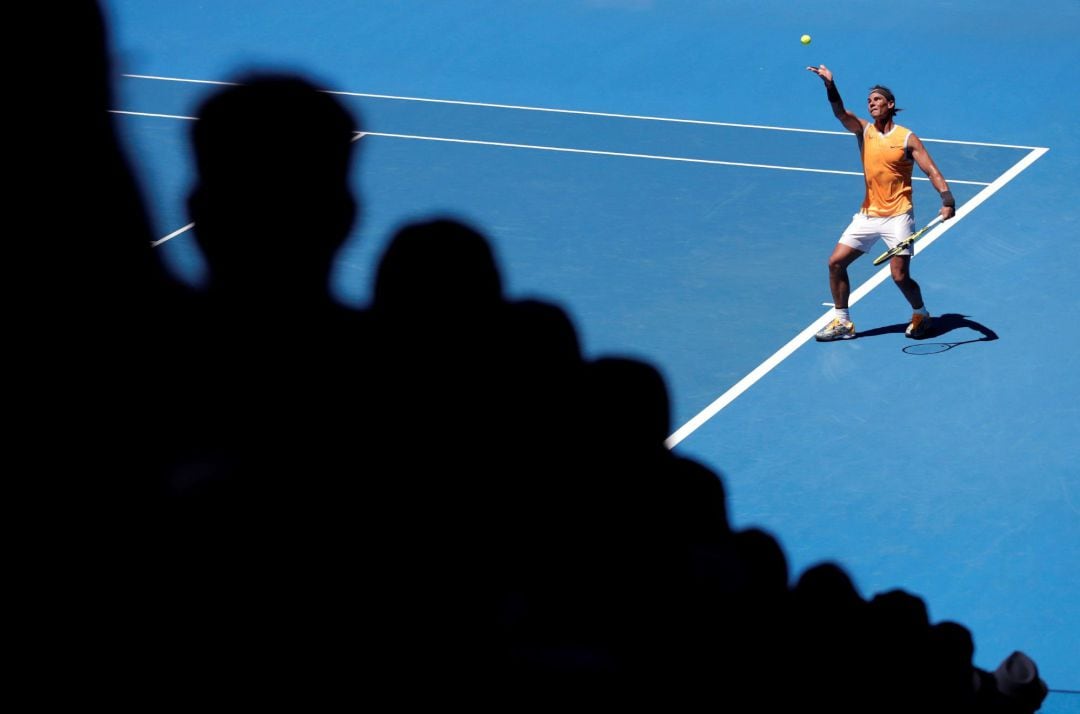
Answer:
[{"left": 801, "top": 34, "right": 812, "bottom": 45}]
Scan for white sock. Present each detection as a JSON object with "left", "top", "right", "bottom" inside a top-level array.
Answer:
[
  {"left": 834, "top": 308, "right": 850, "bottom": 323},
  {"left": 914, "top": 305, "right": 929, "bottom": 316}
]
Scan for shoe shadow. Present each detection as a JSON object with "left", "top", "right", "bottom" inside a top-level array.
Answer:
[
  {"left": 856, "top": 322, "right": 907, "bottom": 339},
  {"left": 857, "top": 313, "right": 998, "bottom": 354}
]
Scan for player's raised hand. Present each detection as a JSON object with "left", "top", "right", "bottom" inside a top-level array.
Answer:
[{"left": 806, "top": 64, "right": 833, "bottom": 84}]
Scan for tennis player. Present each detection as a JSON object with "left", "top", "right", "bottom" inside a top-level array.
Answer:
[{"left": 807, "top": 65, "right": 956, "bottom": 341}]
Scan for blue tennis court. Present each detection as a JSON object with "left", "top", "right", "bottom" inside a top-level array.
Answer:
[{"left": 102, "top": 0, "right": 1079, "bottom": 705}]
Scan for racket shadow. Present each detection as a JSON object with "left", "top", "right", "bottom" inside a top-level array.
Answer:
[{"left": 855, "top": 313, "right": 999, "bottom": 355}]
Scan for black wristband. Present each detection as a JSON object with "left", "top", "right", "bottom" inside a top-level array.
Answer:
[
  {"left": 826, "top": 82, "right": 841, "bottom": 103},
  {"left": 941, "top": 190, "right": 955, "bottom": 208}
]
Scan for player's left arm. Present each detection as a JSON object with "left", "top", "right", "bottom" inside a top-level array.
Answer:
[{"left": 908, "top": 134, "right": 956, "bottom": 220}]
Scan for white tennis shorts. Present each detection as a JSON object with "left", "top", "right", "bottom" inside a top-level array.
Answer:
[{"left": 838, "top": 211, "right": 915, "bottom": 255}]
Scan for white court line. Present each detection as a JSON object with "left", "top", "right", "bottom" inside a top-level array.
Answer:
[
  {"left": 121, "top": 73, "right": 1042, "bottom": 150},
  {"left": 664, "top": 145, "right": 1049, "bottom": 449},
  {"left": 108, "top": 110, "right": 991, "bottom": 187},
  {"left": 369, "top": 131, "right": 866, "bottom": 179},
  {"left": 111, "top": 109, "right": 198, "bottom": 121},
  {"left": 152, "top": 222, "right": 194, "bottom": 247},
  {"left": 362, "top": 131, "right": 991, "bottom": 185}
]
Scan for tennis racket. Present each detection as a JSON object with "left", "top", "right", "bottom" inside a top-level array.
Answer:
[{"left": 872, "top": 215, "right": 944, "bottom": 266}]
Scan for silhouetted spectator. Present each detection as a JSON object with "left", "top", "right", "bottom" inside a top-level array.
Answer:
[
  {"left": 866, "top": 588, "right": 933, "bottom": 712},
  {"left": 974, "top": 650, "right": 1049, "bottom": 713},
  {"left": 163, "top": 73, "right": 366, "bottom": 697},
  {"left": 790, "top": 562, "right": 870, "bottom": 711},
  {"left": 171, "top": 72, "right": 363, "bottom": 491},
  {"left": 14, "top": 0, "right": 198, "bottom": 698},
  {"left": 927, "top": 621, "right": 979, "bottom": 712}
]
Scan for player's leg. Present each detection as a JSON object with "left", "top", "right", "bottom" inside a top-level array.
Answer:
[
  {"left": 816, "top": 241, "right": 863, "bottom": 342},
  {"left": 827, "top": 242, "right": 863, "bottom": 311},
  {"left": 816, "top": 216, "right": 873, "bottom": 342},
  {"left": 883, "top": 212, "right": 932, "bottom": 338},
  {"left": 889, "top": 253, "right": 924, "bottom": 308}
]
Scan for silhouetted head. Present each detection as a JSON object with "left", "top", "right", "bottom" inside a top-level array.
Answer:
[
  {"left": 868, "top": 588, "right": 930, "bottom": 632},
  {"left": 992, "top": 651, "right": 1048, "bottom": 712},
  {"left": 373, "top": 219, "right": 502, "bottom": 316},
  {"left": 794, "top": 562, "right": 863, "bottom": 611},
  {"left": 928, "top": 621, "right": 977, "bottom": 702},
  {"left": 504, "top": 298, "right": 582, "bottom": 367},
  {"left": 866, "top": 588, "right": 932, "bottom": 692},
  {"left": 667, "top": 457, "right": 731, "bottom": 538},
  {"left": 930, "top": 621, "right": 974, "bottom": 661},
  {"left": 584, "top": 357, "right": 671, "bottom": 450},
  {"left": 734, "top": 527, "right": 789, "bottom": 595},
  {"left": 190, "top": 74, "right": 358, "bottom": 298}
]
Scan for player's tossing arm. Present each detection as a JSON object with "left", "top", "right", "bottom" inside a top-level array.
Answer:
[
  {"left": 908, "top": 134, "right": 957, "bottom": 220},
  {"left": 806, "top": 64, "right": 865, "bottom": 134}
]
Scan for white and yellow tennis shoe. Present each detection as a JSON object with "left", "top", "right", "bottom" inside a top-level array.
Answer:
[{"left": 815, "top": 318, "right": 856, "bottom": 342}]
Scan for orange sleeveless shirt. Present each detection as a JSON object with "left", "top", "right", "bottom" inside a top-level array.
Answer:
[{"left": 859, "top": 123, "right": 913, "bottom": 217}]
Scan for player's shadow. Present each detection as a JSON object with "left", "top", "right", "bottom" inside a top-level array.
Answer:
[
  {"left": 853, "top": 322, "right": 907, "bottom": 338},
  {"left": 857, "top": 314, "right": 998, "bottom": 354},
  {"left": 902, "top": 314, "right": 998, "bottom": 354}
]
